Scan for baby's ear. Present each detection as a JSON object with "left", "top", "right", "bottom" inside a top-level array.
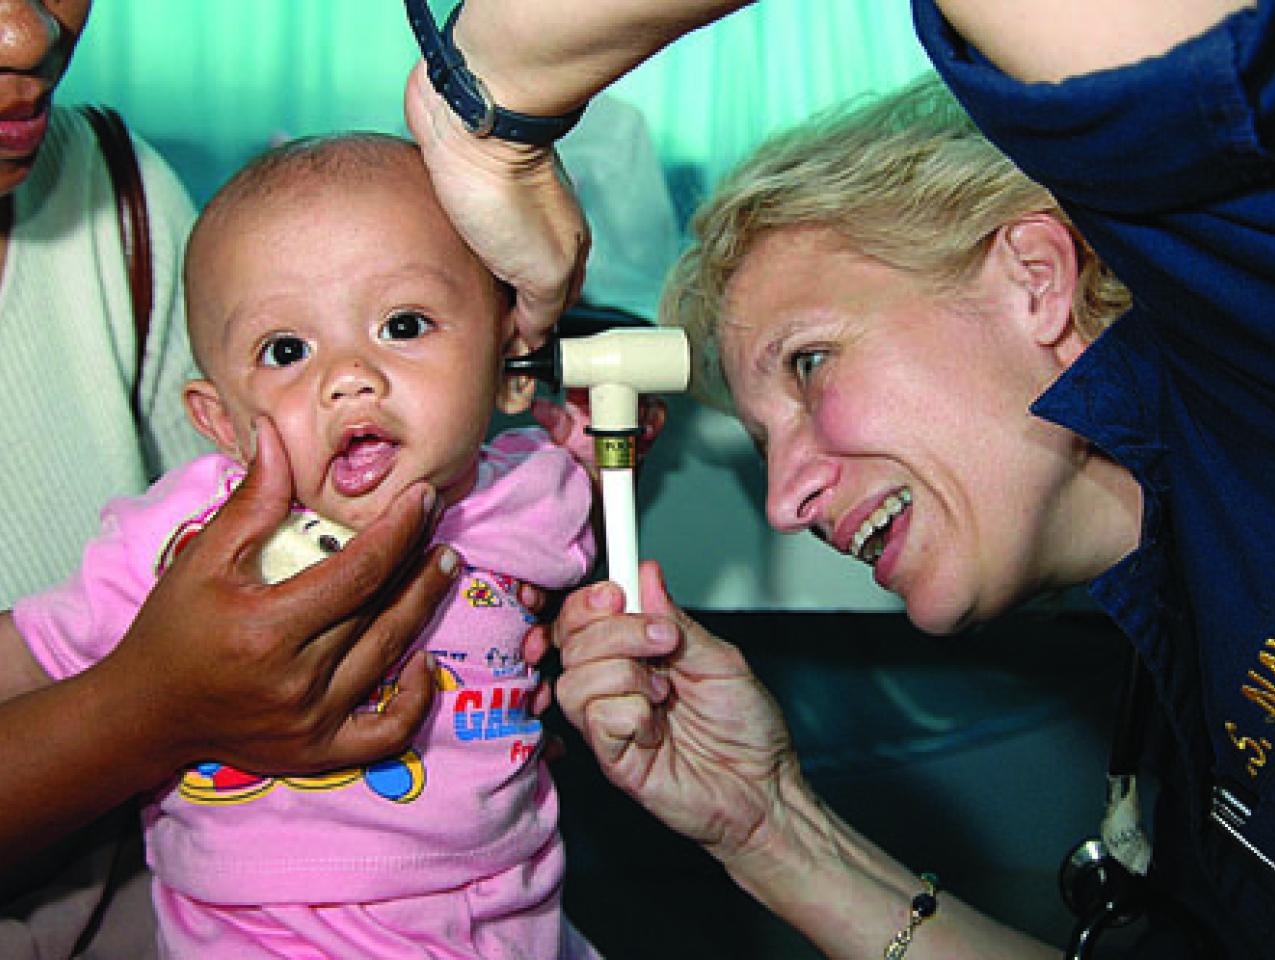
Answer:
[
  {"left": 496, "top": 330, "right": 537, "bottom": 414},
  {"left": 183, "top": 380, "right": 244, "bottom": 459},
  {"left": 497, "top": 370, "right": 537, "bottom": 415}
]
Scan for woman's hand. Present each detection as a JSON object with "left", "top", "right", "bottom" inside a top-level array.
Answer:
[
  {"left": 404, "top": 61, "right": 589, "bottom": 349},
  {"left": 106, "top": 417, "right": 460, "bottom": 778},
  {"left": 541, "top": 565, "right": 1059, "bottom": 960},
  {"left": 545, "top": 560, "right": 800, "bottom": 860}
]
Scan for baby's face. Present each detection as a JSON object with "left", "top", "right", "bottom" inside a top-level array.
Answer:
[{"left": 185, "top": 165, "right": 512, "bottom": 531}]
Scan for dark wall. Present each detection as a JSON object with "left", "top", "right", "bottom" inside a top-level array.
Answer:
[{"left": 548, "top": 610, "right": 1128, "bottom": 958}]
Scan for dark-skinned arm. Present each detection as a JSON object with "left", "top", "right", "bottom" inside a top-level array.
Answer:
[{"left": 0, "top": 418, "right": 459, "bottom": 864}]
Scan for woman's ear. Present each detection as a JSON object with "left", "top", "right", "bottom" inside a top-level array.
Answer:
[
  {"left": 183, "top": 380, "right": 245, "bottom": 459},
  {"left": 1000, "top": 214, "right": 1087, "bottom": 366}
]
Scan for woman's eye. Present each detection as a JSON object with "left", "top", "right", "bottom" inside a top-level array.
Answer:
[
  {"left": 380, "top": 310, "right": 434, "bottom": 341},
  {"left": 791, "top": 349, "right": 828, "bottom": 386},
  {"left": 259, "top": 335, "right": 309, "bottom": 368}
]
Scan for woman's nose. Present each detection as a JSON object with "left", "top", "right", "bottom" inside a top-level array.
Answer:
[
  {"left": 323, "top": 357, "right": 388, "bottom": 404},
  {"left": 764, "top": 430, "right": 835, "bottom": 534},
  {"left": 0, "top": 0, "right": 62, "bottom": 75}
]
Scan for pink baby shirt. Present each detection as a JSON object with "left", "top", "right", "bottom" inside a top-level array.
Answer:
[{"left": 14, "top": 427, "right": 595, "bottom": 906}]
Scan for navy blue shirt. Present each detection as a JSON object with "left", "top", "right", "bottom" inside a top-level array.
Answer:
[{"left": 914, "top": 1, "right": 1275, "bottom": 955}]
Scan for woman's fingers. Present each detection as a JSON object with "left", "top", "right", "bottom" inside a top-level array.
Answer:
[
  {"left": 556, "top": 648, "right": 671, "bottom": 716},
  {"left": 554, "top": 581, "right": 678, "bottom": 662},
  {"left": 557, "top": 655, "right": 668, "bottom": 771},
  {"left": 588, "top": 693, "right": 666, "bottom": 764}
]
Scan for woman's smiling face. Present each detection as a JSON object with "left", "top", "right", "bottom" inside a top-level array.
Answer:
[{"left": 719, "top": 223, "right": 1089, "bottom": 634}]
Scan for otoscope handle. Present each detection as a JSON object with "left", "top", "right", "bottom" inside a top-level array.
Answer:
[{"left": 599, "top": 464, "right": 641, "bottom": 613}]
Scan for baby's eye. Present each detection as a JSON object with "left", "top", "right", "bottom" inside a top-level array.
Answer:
[
  {"left": 259, "top": 335, "right": 309, "bottom": 368},
  {"left": 791, "top": 349, "right": 828, "bottom": 386},
  {"left": 379, "top": 310, "right": 434, "bottom": 341}
]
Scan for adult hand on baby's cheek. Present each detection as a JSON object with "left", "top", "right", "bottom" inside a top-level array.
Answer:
[
  {"left": 109, "top": 417, "right": 302, "bottom": 776},
  {"left": 110, "top": 417, "right": 452, "bottom": 779}
]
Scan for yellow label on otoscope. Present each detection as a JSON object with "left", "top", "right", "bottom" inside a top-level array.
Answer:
[{"left": 594, "top": 435, "right": 636, "bottom": 470}]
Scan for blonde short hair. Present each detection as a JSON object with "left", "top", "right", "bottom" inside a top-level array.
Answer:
[{"left": 662, "top": 73, "right": 1130, "bottom": 411}]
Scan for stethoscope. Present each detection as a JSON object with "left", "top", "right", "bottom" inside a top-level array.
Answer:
[{"left": 1057, "top": 653, "right": 1152, "bottom": 959}]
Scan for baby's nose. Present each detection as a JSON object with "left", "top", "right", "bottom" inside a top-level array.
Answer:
[{"left": 325, "top": 360, "right": 387, "bottom": 402}]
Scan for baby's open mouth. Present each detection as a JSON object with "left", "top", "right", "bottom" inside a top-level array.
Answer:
[{"left": 330, "top": 430, "right": 400, "bottom": 497}]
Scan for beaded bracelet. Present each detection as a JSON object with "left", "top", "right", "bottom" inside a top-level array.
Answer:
[{"left": 884, "top": 872, "right": 939, "bottom": 959}]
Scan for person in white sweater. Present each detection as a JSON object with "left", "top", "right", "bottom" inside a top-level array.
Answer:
[{"left": 0, "top": 103, "right": 199, "bottom": 606}]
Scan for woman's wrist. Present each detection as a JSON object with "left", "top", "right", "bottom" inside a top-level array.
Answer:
[
  {"left": 712, "top": 762, "right": 918, "bottom": 958},
  {"left": 716, "top": 764, "right": 1060, "bottom": 960},
  {"left": 450, "top": 0, "right": 754, "bottom": 119},
  {"left": 449, "top": 2, "right": 606, "bottom": 118}
]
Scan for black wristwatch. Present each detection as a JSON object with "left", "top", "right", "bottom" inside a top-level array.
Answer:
[{"left": 404, "top": 0, "right": 586, "bottom": 146}]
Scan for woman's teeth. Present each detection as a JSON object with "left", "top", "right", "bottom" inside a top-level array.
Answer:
[{"left": 850, "top": 488, "right": 911, "bottom": 565}]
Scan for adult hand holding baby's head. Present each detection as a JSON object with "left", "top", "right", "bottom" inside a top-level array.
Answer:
[{"left": 404, "top": 60, "right": 589, "bottom": 350}]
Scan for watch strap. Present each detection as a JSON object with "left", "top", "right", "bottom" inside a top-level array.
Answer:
[{"left": 405, "top": 0, "right": 585, "bottom": 146}]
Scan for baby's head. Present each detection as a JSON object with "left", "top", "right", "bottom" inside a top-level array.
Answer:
[{"left": 182, "top": 133, "right": 532, "bottom": 531}]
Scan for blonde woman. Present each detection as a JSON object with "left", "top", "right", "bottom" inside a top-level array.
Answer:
[{"left": 408, "top": 1, "right": 1272, "bottom": 956}]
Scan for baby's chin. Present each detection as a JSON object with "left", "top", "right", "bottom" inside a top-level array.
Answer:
[
  {"left": 306, "top": 490, "right": 399, "bottom": 534},
  {"left": 311, "top": 466, "right": 478, "bottom": 532},
  {"left": 436, "top": 459, "right": 479, "bottom": 508}
]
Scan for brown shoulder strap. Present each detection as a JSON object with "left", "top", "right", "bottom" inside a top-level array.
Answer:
[{"left": 80, "top": 104, "right": 153, "bottom": 427}]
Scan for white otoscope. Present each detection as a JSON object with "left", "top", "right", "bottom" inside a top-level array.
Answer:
[{"left": 505, "top": 327, "right": 690, "bottom": 612}]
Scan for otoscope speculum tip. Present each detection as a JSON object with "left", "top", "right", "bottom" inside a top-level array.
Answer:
[{"left": 502, "top": 339, "right": 561, "bottom": 391}]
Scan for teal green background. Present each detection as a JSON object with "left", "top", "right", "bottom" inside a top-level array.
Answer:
[{"left": 60, "top": 1, "right": 929, "bottom": 203}]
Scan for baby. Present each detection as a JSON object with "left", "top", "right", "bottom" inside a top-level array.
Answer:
[{"left": 2, "top": 134, "right": 601, "bottom": 959}]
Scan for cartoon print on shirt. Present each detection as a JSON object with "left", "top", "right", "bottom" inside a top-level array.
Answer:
[
  {"left": 465, "top": 577, "right": 501, "bottom": 608},
  {"left": 162, "top": 502, "right": 538, "bottom": 810},
  {"left": 179, "top": 673, "right": 435, "bottom": 805},
  {"left": 178, "top": 750, "right": 427, "bottom": 805},
  {"left": 463, "top": 568, "right": 536, "bottom": 624}
]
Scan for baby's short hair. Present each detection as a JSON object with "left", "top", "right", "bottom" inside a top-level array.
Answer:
[
  {"left": 190, "top": 131, "right": 421, "bottom": 255},
  {"left": 183, "top": 133, "right": 429, "bottom": 373}
]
